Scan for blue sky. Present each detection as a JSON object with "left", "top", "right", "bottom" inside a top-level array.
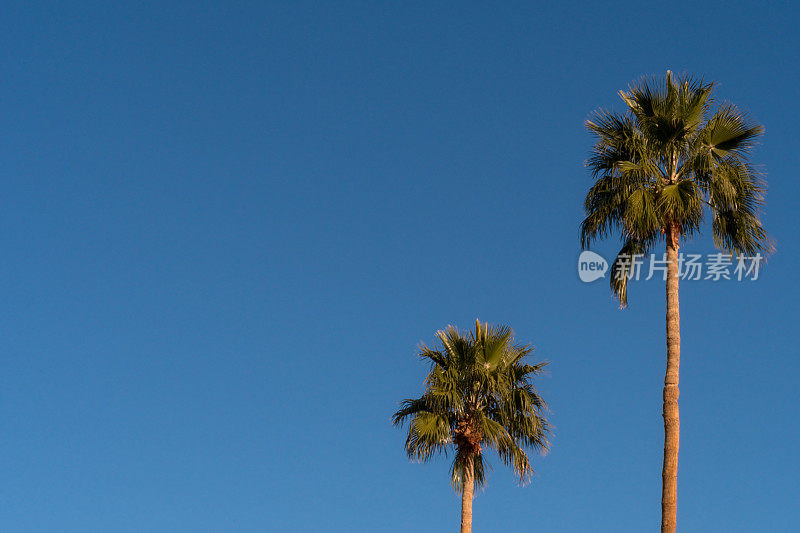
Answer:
[{"left": 2, "top": 1, "right": 799, "bottom": 531}]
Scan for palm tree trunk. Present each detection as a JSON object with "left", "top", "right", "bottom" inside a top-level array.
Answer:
[
  {"left": 661, "top": 226, "right": 681, "bottom": 533},
  {"left": 460, "top": 454, "right": 474, "bottom": 533}
]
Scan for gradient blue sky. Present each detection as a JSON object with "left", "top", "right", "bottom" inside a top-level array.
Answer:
[{"left": 2, "top": 1, "right": 799, "bottom": 531}]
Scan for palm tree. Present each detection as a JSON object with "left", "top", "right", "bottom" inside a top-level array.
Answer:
[
  {"left": 581, "top": 71, "right": 772, "bottom": 533},
  {"left": 392, "top": 320, "right": 550, "bottom": 533}
]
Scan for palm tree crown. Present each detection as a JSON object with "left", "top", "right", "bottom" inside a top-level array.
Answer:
[
  {"left": 581, "top": 71, "right": 772, "bottom": 305},
  {"left": 392, "top": 320, "right": 550, "bottom": 491}
]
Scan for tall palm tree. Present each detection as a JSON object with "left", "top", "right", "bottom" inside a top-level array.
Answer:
[
  {"left": 581, "top": 71, "right": 772, "bottom": 533},
  {"left": 392, "top": 320, "right": 550, "bottom": 533}
]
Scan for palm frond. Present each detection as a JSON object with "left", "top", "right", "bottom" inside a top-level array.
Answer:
[
  {"left": 450, "top": 448, "right": 487, "bottom": 491},
  {"left": 703, "top": 103, "right": 763, "bottom": 161},
  {"left": 609, "top": 238, "right": 650, "bottom": 307}
]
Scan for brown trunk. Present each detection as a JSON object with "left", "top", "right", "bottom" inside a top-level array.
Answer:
[
  {"left": 460, "top": 454, "right": 474, "bottom": 533},
  {"left": 661, "top": 224, "right": 681, "bottom": 533}
]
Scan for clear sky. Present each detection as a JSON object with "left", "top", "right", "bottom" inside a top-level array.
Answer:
[{"left": 2, "top": 1, "right": 798, "bottom": 531}]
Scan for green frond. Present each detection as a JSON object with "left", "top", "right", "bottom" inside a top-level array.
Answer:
[
  {"left": 585, "top": 109, "right": 634, "bottom": 155},
  {"left": 712, "top": 207, "right": 773, "bottom": 256},
  {"left": 513, "top": 361, "right": 548, "bottom": 380},
  {"left": 623, "top": 188, "right": 660, "bottom": 240},
  {"left": 496, "top": 440, "right": 534, "bottom": 485},
  {"left": 477, "top": 412, "right": 514, "bottom": 450},
  {"left": 403, "top": 411, "right": 451, "bottom": 462},
  {"left": 620, "top": 71, "right": 712, "bottom": 149},
  {"left": 436, "top": 325, "right": 474, "bottom": 368},
  {"left": 703, "top": 103, "right": 764, "bottom": 161},
  {"left": 609, "top": 239, "right": 650, "bottom": 308},
  {"left": 392, "top": 397, "right": 430, "bottom": 427},
  {"left": 418, "top": 345, "right": 448, "bottom": 368},
  {"left": 492, "top": 389, "right": 549, "bottom": 449},
  {"left": 580, "top": 172, "right": 649, "bottom": 248},
  {"left": 451, "top": 449, "right": 487, "bottom": 491},
  {"left": 477, "top": 324, "right": 514, "bottom": 370},
  {"left": 696, "top": 160, "right": 773, "bottom": 255},
  {"left": 657, "top": 180, "right": 704, "bottom": 237}
]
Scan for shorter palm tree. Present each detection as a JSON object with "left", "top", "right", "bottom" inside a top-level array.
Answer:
[{"left": 393, "top": 320, "right": 550, "bottom": 533}]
